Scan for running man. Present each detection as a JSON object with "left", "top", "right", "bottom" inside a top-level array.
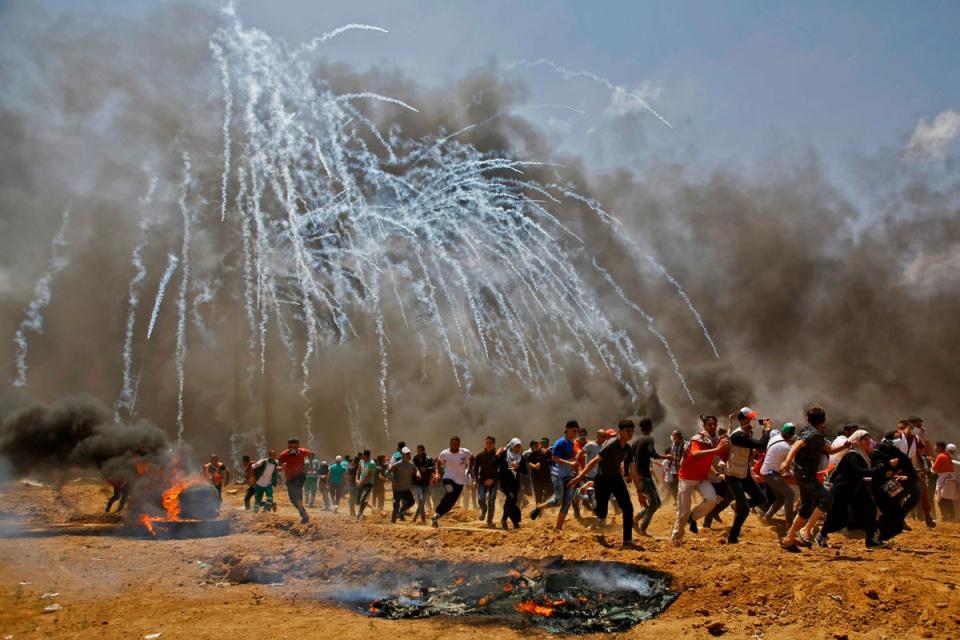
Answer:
[
  {"left": 432, "top": 436, "right": 473, "bottom": 528},
  {"left": 251, "top": 450, "right": 279, "bottom": 512},
  {"left": 530, "top": 420, "right": 581, "bottom": 531},
  {"left": 569, "top": 420, "right": 642, "bottom": 548},
  {"left": 278, "top": 438, "right": 311, "bottom": 524},
  {"left": 328, "top": 455, "right": 346, "bottom": 512},
  {"left": 356, "top": 450, "right": 378, "bottom": 520},
  {"left": 203, "top": 454, "right": 231, "bottom": 501},
  {"left": 412, "top": 445, "right": 435, "bottom": 523},
  {"left": 672, "top": 415, "right": 729, "bottom": 544},
  {"left": 304, "top": 452, "right": 320, "bottom": 508},
  {"left": 779, "top": 406, "right": 851, "bottom": 550},
  {"left": 388, "top": 447, "right": 419, "bottom": 523}
]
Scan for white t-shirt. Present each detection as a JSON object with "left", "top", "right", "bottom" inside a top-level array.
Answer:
[
  {"left": 828, "top": 435, "right": 848, "bottom": 466},
  {"left": 253, "top": 459, "right": 277, "bottom": 488},
  {"left": 438, "top": 448, "right": 472, "bottom": 485},
  {"left": 760, "top": 432, "right": 791, "bottom": 476}
]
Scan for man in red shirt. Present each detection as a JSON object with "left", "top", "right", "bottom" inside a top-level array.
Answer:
[
  {"left": 278, "top": 437, "right": 311, "bottom": 524},
  {"left": 671, "top": 415, "right": 729, "bottom": 544}
]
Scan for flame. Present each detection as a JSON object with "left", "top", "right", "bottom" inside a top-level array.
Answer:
[
  {"left": 478, "top": 594, "right": 494, "bottom": 607},
  {"left": 140, "top": 480, "right": 191, "bottom": 535},
  {"left": 454, "top": 577, "right": 465, "bottom": 586},
  {"left": 503, "top": 583, "right": 514, "bottom": 594},
  {"left": 516, "top": 600, "right": 554, "bottom": 617}
]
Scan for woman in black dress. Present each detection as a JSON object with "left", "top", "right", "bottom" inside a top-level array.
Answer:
[
  {"left": 817, "top": 429, "right": 887, "bottom": 548},
  {"left": 496, "top": 438, "right": 528, "bottom": 530}
]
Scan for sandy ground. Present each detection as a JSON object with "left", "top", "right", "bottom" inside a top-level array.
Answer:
[{"left": 1, "top": 479, "right": 959, "bottom": 640}]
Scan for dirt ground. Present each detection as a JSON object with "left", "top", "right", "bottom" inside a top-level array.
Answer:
[{"left": 1, "top": 479, "right": 959, "bottom": 640}]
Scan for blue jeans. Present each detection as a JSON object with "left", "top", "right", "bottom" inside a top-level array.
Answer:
[
  {"left": 478, "top": 482, "right": 498, "bottom": 520},
  {"left": 638, "top": 475, "right": 661, "bottom": 531},
  {"left": 547, "top": 474, "right": 574, "bottom": 514}
]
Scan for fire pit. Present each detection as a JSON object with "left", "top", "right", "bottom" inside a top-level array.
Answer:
[{"left": 330, "top": 557, "right": 677, "bottom": 634}]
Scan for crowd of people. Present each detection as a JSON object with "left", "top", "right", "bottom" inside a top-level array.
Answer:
[{"left": 106, "top": 407, "right": 960, "bottom": 551}]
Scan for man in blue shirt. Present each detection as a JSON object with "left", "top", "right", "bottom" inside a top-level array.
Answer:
[{"left": 530, "top": 420, "right": 580, "bottom": 531}]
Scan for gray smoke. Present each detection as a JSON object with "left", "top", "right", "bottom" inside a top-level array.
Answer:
[{"left": 0, "top": 1, "right": 958, "bottom": 465}]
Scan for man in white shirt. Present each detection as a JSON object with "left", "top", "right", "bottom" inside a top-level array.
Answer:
[
  {"left": 828, "top": 423, "right": 858, "bottom": 466},
  {"left": 431, "top": 436, "right": 473, "bottom": 528}
]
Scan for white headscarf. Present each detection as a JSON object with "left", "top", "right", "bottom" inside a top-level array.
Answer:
[
  {"left": 848, "top": 429, "right": 872, "bottom": 464},
  {"left": 506, "top": 437, "right": 523, "bottom": 472}
]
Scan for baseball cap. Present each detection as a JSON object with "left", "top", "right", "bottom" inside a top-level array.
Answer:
[
  {"left": 540, "top": 437, "right": 550, "bottom": 445},
  {"left": 781, "top": 422, "right": 796, "bottom": 437},
  {"left": 947, "top": 444, "right": 956, "bottom": 453},
  {"left": 401, "top": 447, "right": 411, "bottom": 454},
  {"left": 604, "top": 428, "right": 617, "bottom": 438},
  {"left": 335, "top": 455, "right": 343, "bottom": 462},
  {"left": 738, "top": 407, "right": 758, "bottom": 420}
]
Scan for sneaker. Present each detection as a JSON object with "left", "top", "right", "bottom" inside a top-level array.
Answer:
[
  {"left": 431, "top": 514, "right": 440, "bottom": 528},
  {"left": 300, "top": 516, "right": 309, "bottom": 524},
  {"left": 796, "top": 531, "right": 814, "bottom": 548},
  {"left": 501, "top": 519, "right": 509, "bottom": 531},
  {"left": 779, "top": 539, "right": 801, "bottom": 553},
  {"left": 902, "top": 522, "right": 913, "bottom": 532},
  {"left": 814, "top": 533, "right": 828, "bottom": 549},
  {"left": 688, "top": 517, "right": 699, "bottom": 534},
  {"left": 866, "top": 536, "right": 888, "bottom": 549},
  {"left": 925, "top": 517, "right": 936, "bottom": 529},
  {"left": 530, "top": 507, "right": 542, "bottom": 521},
  {"left": 727, "top": 536, "right": 739, "bottom": 545}
]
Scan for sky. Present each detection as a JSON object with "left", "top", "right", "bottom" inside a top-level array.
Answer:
[{"left": 38, "top": 0, "right": 960, "bottom": 172}]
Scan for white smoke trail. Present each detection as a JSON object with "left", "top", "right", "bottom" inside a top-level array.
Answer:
[
  {"left": 115, "top": 177, "right": 158, "bottom": 421},
  {"left": 504, "top": 58, "right": 673, "bottom": 129},
  {"left": 175, "top": 153, "right": 193, "bottom": 443},
  {"left": 146, "top": 254, "right": 179, "bottom": 340},
  {"left": 211, "top": 42, "right": 232, "bottom": 222},
  {"left": 296, "top": 23, "right": 388, "bottom": 56},
  {"left": 12, "top": 208, "right": 71, "bottom": 389}
]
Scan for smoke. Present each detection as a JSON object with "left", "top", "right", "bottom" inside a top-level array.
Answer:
[
  {"left": 0, "top": 393, "right": 169, "bottom": 481},
  {"left": 0, "top": 0, "right": 958, "bottom": 467}
]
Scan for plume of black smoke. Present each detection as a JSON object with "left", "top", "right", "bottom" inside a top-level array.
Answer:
[
  {"left": 0, "top": 393, "right": 170, "bottom": 482},
  {"left": 0, "top": 1, "right": 958, "bottom": 463}
]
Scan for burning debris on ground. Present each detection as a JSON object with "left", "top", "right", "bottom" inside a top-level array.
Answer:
[{"left": 330, "top": 556, "right": 677, "bottom": 634}]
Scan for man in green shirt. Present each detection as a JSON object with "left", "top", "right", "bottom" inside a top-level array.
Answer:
[
  {"left": 356, "top": 450, "right": 377, "bottom": 520},
  {"left": 328, "top": 455, "right": 346, "bottom": 512},
  {"left": 304, "top": 452, "right": 321, "bottom": 508}
]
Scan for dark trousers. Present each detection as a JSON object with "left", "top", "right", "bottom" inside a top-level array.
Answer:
[
  {"left": 286, "top": 475, "right": 308, "bottom": 520},
  {"left": 436, "top": 479, "right": 464, "bottom": 517},
  {"left": 348, "top": 484, "right": 358, "bottom": 515},
  {"left": 501, "top": 483, "right": 521, "bottom": 527},
  {"left": 372, "top": 482, "right": 385, "bottom": 511},
  {"left": 637, "top": 475, "right": 661, "bottom": 532},
  {"left": 727, "top": 475, "right": 765, "bottom": 541},
  {"left": 106, "top": 484, "right": 129, "bottom": 512},
  {"left": 357, "top": 483, "right": 374, "bottom": 515},
  {"left": 392, "top": 489, "right": 415, "bottom": 521},
  {"left": 533, "top": 479, "right": 552, "bottom": 504},
  {"left": 243, "top": 485, "right": 256, "bottom": 509},
  {"left": 329, "top": 482, "right": 344, "bottom": 507},
  {"left": 594, "top": 475, "right": 634, "bottom": 543}
]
